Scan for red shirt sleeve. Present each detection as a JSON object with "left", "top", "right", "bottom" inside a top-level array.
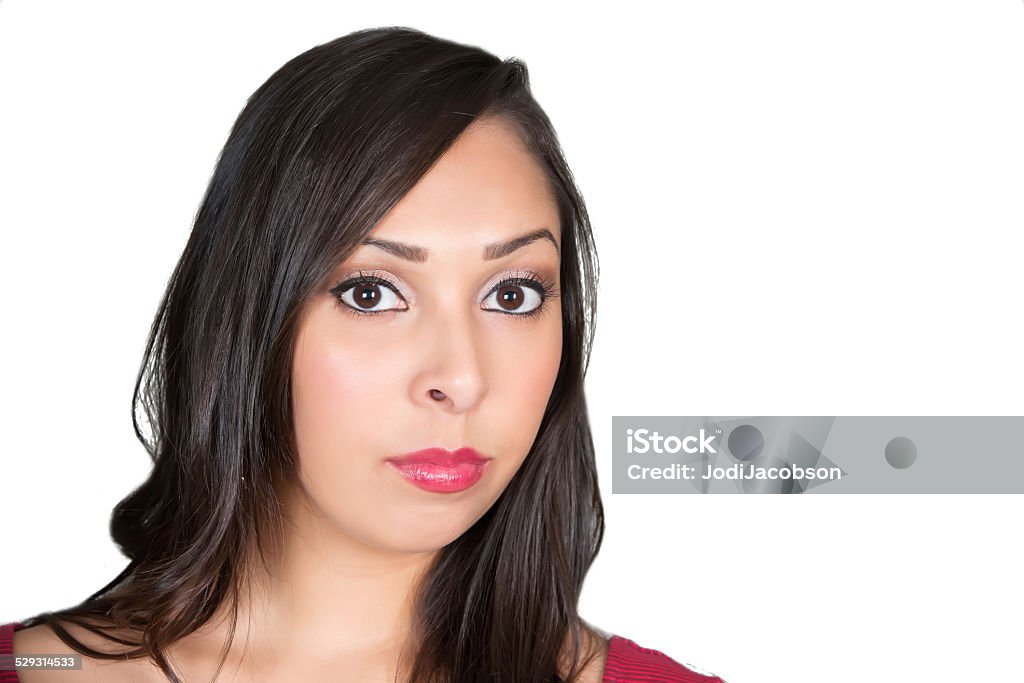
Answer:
[
  {"left": 602, "top": 634, "right": 726, "bottom": 683},
  {"left": 0, "top": 621, "right": 25, "bottom": 683}
]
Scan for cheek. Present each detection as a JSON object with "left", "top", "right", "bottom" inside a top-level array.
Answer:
[
  {"left": 290, "top": 317, "right": 400, "bottom": 518},
  {"left": 290, "top": 314, "right": 440, "bottom": 550},
  {"left": 488, "top": 317, "right": 563, "bottom": 462},
  {"left": 298, "top": 333, "right": 391, "bottom": 407},
  {"left": 292, "top": 327, "right": 390, "bottom": 456},
  {"left": 522, "top": 325, "right": 562, "bottom": 412}
]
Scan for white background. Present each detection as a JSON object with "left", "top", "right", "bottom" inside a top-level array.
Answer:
[{"left": 2, "top": 2, "right": 1022, "bottom": 682}]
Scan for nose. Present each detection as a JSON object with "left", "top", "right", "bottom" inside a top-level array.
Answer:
[{"left": 411, "top": 304, "right": 489, "bottom": 413}]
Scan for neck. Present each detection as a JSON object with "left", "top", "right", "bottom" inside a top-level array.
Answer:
[{"left": 169, "top": 482, "right": 440, "bottom": 678}]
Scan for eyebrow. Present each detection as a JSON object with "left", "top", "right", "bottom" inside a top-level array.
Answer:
[{"left": 359, "top": 227, "right": 560, "bottom": 263}]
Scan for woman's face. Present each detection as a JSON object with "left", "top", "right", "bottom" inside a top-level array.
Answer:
[{"left": 290, "top": 117, "right": 563, "bottom": 553}]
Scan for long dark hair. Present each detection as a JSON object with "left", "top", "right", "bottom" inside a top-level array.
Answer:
[{"left": 22, "top": 26, "right": 602, "bottom": 682}]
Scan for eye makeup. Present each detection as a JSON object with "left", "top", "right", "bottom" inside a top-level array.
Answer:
[{"left": 328, "top": 268, "right": 560, "bottom": 321}]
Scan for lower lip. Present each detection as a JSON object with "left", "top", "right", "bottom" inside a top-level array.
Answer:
[{"left": 385, "top": 460, "right": 489, "bottom": 493}]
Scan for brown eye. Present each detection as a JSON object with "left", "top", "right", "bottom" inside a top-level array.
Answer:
[
  {"left": 352, "top": 283, "right": 382, "bottom": 309},
  {"left": 483, "top": 280, "right": 543, "bottom": 315},
  {"left": 332, "top": 274, "right": 405, "bottom": 314},
  {"left": 498, "top": 284, "right": 524, "bottom": 311}
]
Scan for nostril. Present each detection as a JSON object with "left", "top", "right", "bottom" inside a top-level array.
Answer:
[{"left": 429, "top": 389, "right": 447, "bottom": 401}]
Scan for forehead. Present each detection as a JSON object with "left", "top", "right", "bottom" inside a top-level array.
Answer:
[{"left": 368, "top": 117, "right": 560, "bottom": 251}]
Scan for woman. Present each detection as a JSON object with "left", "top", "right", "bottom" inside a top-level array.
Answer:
[{"left": 1, "top": 27, "right": 723, "bottom": 683}]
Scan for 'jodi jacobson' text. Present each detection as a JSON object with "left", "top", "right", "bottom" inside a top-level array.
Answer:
[{"left": 626, "top": 463, "right": 843, "bottom": 481}]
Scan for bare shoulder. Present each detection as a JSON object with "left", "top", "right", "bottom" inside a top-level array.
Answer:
[
  {"left": 12, "top": 622, "right": 162, "bottom": 683},
  {"left": 561, "top": 622, "right": 611, "bottom": 683}
]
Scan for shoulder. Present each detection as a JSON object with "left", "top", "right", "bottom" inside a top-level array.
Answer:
[
  {"left": 559, "top": 622, "right": 612, "bottom": 683},
  {"left": 603, "top": 634, "right": 726, "bottom": 683},
  {"left": 3, "top": 620, "right": 161, "bottom": 683}
]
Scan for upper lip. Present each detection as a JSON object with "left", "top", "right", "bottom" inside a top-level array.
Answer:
[{"left": 386, "top": 447, "right": 491, "bottom": 467}]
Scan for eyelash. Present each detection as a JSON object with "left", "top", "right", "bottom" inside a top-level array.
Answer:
[{"left": 329, "top": 269, "right": 560, "bottom": 321}]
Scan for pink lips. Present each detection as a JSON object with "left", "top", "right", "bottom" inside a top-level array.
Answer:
[{"left": 385, "top": 447, "right": 491, "bottom": 493}]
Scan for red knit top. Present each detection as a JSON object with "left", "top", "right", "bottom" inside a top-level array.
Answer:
[{"left": 1, "top": 620, "right": 723, "bottom": 682}]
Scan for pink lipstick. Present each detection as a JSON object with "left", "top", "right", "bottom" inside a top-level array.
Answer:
[{"left": 385, "top": 447, "right": 491, "bottom": 493}]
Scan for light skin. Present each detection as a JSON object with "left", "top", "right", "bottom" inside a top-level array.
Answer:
[{"left": 14, "top": 116, "right": 608, "bottom": 682}]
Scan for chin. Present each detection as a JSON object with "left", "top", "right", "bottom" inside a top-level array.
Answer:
[
  {"left": 355, "top": 525, "right": 469, "bottom": 555},
  {"left": 404, "top": 500, "right": 497, "bottom": 551}
]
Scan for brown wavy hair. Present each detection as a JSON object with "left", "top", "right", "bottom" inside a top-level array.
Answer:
[{"left": 21, "top": 26, "right": 603, "bottom": 682}]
